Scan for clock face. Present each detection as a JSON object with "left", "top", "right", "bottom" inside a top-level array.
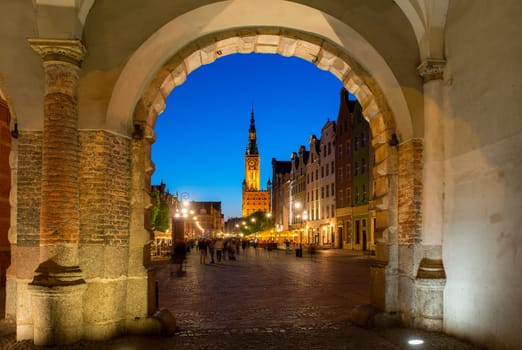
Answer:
[{"left": 248, "top": 160, "right": 256, "bottom": 169}]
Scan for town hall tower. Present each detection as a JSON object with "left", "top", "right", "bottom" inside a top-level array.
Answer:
[{"left": 242, "top": 107, "right": 271, "bottom": 217}]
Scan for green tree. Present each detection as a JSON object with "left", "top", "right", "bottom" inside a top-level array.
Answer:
[
  {"left": 150, "top": 190, "right": 160, "bottom": 229},
  {"left": 156, "top": 198, "right": 171, "bottom": 232},
  {"left": 241, "top": 211, "right": 273, "bottom": 236},
  {"left": 150, "top": 189, "right": 171, "bottom": 232}
]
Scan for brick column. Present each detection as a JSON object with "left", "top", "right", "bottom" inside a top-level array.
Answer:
[
  {"left": 26, "top": 38, "right": 87, "bottom": 345},
  {"left": 414, "top": 59, "right": 447, "bottom": 331}
]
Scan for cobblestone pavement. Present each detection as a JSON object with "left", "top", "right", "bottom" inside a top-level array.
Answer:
[{"left": 0, "top": 247, "right": 483, "bottom": 349}]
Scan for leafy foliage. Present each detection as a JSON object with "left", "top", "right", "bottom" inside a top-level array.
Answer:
[
  {"left": 240, "top": 211, "right": 273, "bottom": 236},
  {"left": 151, "top": 189, "right": 171, "bottom": 232}
]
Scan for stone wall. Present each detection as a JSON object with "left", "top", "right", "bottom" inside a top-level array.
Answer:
[
  {"left": 15, "top": 132, "right": 42, "bottom": 247},
  {"left": 398, "top": 139, "right": 423, "bottom": 245},
  {"left": 7, "top": 131, "right": 42, "bottom": 337},
  {"left": 397, "top": 139, "right": 424, "bottom": 326},
  {"left": 78, "top": 130, "right": 133, "bottom": 340},
  {"left": 79, "top": 130, "right": 131, "bottom": 246}
]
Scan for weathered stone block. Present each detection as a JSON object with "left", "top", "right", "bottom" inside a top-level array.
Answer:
[
  {"left": 374, "top": 176, "right": 389, "bottom": 198},
  {"left": 82, "top": 280, "right": 126, "bottom": 340},
  {"left": 375, "top": 144, "right": 391, "bottom": 164},
  {"left": 415, "top": 277, "right": 445, "bottom": 331},
  {"left": 278, "top": 36, "right": 297, "bottom": 57},
  {"left": 184, "top": 50, "right": 202, "bottom": 75},
  {"left": 30, "top": 283, "right": 86, "bottom": 345}
]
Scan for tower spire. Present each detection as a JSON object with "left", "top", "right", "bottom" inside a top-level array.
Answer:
[{"left": 246, "top": 105, "right": 258, "bottom": 155}]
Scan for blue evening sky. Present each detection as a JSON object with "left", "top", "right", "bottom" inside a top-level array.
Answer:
[{"left": 152, "top": 53, "right": 344, "bottom": 219}]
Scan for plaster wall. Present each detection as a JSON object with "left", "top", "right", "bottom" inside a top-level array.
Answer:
[
  {"left": 442, "top": 1, "right": 522, "bottom": 349},
  {"left": 0, "top": 0, "right": 43, "bottom": 129}
]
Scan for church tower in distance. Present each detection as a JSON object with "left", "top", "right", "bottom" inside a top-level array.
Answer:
[{"left": 242, "top": 106, "right": 271, "bottom": 217}]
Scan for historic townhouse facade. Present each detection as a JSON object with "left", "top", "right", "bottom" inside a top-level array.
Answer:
[
  {"left": 272, "top": 88, "right": 373, "bottom": 251},
  {"left": 289, "top": 147, "right": 308, "bottom": 245},
  {"left": 350, "top": 102, "right": 375, "bottom": 251},
  {"left": 305, "top": 135, "right": 321, "bottom": 244},
  {"left": 335, "top": 89, "right": 355, "bottom": 249},
  {"left": 319, "top": 120, "right": 337, "bottom": 247},
  {"left": 271, "top": 159, "right": 291, "bottom": 235}
]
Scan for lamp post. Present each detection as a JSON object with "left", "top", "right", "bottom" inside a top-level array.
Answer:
[
  {"left": 172, "top": 192, "right": 191, "bottom": 253},
  {"left": 294, "top": 202, "right": 308, "bottom": 257}
]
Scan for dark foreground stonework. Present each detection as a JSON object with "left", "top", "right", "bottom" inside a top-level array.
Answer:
[{"left": 1, "top": 248, "right": 483, "bottom": 349}]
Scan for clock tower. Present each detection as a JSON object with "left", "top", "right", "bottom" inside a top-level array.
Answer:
[
  {"left": 242, "top": 106, "right": 271, "bottom": 217},
  {"left": 245, "top": 107, "right": 260, "bottom": 191}
]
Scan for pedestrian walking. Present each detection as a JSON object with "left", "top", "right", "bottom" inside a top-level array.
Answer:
[
  {"left": 309, "top": 243, "right": 317, "bottom": 260},
  {"left": 241, "top": 239, "right": 247, "bottom": 254},
  {"left": 228, "top": 239, "right": 236, "bottom": 260},
  {"left": 198, "top": 239, "right": 208, "bottom": 264},
  {"left": 285, "top": 239, "right": 291, "bottom": 254},
  {"left": 215, "top": 238, "right": 224, "bottom": 262},
  {"left": 172, "top": 239, "right": 187, "bottom": 276},
  {"left": 208, "top": 238, "right": 215, "bottom": 264}
]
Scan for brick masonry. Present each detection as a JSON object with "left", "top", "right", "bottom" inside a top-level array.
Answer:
[
  {"left": 398, "top": 139, "right": 423, "bottom": 245},
  {"left": 40, "top": 62, "right": 81, "bottom": 245},
  {"left": 79, "top": 130, "right": 131, "bottom": 246},
  {"left": 15, "top": 131, "right": 42, "bottom": 247}
]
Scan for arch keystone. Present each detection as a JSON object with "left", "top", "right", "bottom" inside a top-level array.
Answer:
[{"left": 238, "top": 36, "right": 256, "bottom": 53}]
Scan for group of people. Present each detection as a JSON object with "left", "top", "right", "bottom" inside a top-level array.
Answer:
[{"left": 196, "top": 238, "right": 244, "bottom": 264}]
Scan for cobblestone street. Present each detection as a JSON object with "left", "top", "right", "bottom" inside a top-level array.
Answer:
[
  {"left": 158, "top": 247, "right": 371, "bottom": 332},
  {"left": 1, "top": 247, "right": 482, "bottom": 349}
]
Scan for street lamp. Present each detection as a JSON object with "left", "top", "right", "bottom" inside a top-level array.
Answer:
[
  {"left": 294, "top": 202, "right": 308, "bottom": 257},
  {"left": 172, "top": 192, "right": 191, "bottom": 244}
]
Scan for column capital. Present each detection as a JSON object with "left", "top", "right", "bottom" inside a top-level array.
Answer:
[
  {"left": 417, "top": 59, "right": 446, "bottom": 83},
  {"left": 28, "top": 38, "right": 86, "bottom": 66}
]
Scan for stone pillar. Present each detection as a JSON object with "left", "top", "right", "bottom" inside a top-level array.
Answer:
[
  {"left": 370, "top": 138, "right": 400, "bottom": 314},
  {"left": 127, "top": 119, "right": 155, "bottom": 322},
  {"left": 27, "top": 38, "right": 87, "bottom": 345},
  {"left": 415, "top": 58, "right": 447, "bottom": 330}
]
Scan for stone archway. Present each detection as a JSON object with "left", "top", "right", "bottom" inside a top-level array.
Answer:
[
  {"left": 5, "top": 1, "right": 433, "bottom": 344},
  {"left": 128, "top": 27, "right": 405, "bottom": 322}
]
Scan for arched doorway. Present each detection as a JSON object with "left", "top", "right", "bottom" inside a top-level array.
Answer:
[
  {"left": 100, "top": 1, "right": 423, "bottom": 342},
  {"left": 6, "top": 0, "right": 429, "bottom": 344},
  {"left": 126, "top": 26, "right": 401, "bottom": 322}
]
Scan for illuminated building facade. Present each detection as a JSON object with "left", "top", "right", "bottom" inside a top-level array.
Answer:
[
  {"left": 271, "top": 159, "right": 291, "bottom": 234},
  {"left": 242, "top": 107, "right": 271, "bottom": 217},
  {"left": 350, "top": 101, "right": 375, "bottom": 251},
  {"left": 319, "top": 120, "right": 336, "bottom": 247},
  {"left": 335, "top": 88, "right": 355, "bottom": 249}
]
